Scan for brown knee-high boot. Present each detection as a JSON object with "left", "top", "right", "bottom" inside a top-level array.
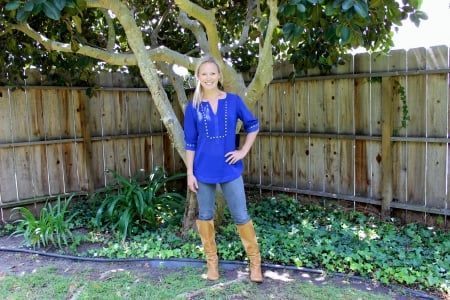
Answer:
[
  {"left": 236, "top": 220, "right": 263, "bottom": 283},
  {"left": 196, "top": 220, "right": 219, "bottom": 280}
]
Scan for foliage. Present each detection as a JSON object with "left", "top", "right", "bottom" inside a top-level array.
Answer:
[
  {"left": 277, "top": 0, "right": 427, "bottom": 74},
  {"left": 396, "top": 81, "right": 411, "bottom": 129},
  {"left": 3, "top": 191, "right": 448, "bottom": 296},
  {"left": 82, "top": 193, "right": 449, "bottom": 296},
  {"left": 11, "top": 194, "right": 78, "bottom": 249},
  {"left": 92, "top": 167, "right": 186, "bottom": 241},
  {"left": 0, "top": 0, "right": 427, "bottom": 86}
]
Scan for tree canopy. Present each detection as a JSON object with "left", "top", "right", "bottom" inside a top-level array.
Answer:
[{"left": 1, "top": 0, "right": 427, "bottom": 86}]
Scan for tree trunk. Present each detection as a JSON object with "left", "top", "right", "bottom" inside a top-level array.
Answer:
[{"left": 181, "top": 186, "right": 227, "bottom": 237}]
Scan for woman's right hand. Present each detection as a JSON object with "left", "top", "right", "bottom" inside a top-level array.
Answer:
[{"left": 187, "top": 174, "right": 198, "bottom": 193}]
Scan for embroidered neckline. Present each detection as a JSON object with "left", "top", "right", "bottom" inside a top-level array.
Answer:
[{"left": 201, "top": 100, "right": 228, "bottom": 139}]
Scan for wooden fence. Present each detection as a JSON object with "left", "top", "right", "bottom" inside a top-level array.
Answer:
[
  {"left": 0, "top": 86, "right": 184, "bottom": 220},
  {"left": 0, "top": 46, "right": 449, "bottom": 227},
  {"left": 244, "top": 45, "right": 450, "bottom": 227}
]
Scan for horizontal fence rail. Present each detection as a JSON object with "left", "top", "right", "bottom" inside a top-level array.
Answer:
[{"left": 0, "top": 46, "right": 449, "bottom": 228}]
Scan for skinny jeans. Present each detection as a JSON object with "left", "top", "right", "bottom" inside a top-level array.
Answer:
[{"left": 197, "top": 176, "right": 250, "bottom": 225}]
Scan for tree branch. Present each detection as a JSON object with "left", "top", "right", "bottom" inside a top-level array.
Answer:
[
  {"left": 177, "top": 10, "right": 209, "bottom": 53},
  {"left": 245, "top": 0, "right": 279, "bottom": 106},
  {"left": 174, "top": 0, "right": 221, "bottom": 58},
  {"left": 221, "top": 0, "right": 257, "bottom": 53},
  {"left": 8, "top": 23, "right": 135, "bottom": 65}
]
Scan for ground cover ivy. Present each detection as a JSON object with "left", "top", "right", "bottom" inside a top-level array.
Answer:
[{"left": 5, "top": 192, "right": 449, "bottom": 296}]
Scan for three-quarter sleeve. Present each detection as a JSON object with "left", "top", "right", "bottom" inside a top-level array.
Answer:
[
  {"left": 236, "top": 97, "right": 259, "bottom": 133},
  {"left": 184, "top": 104, "right": 198, "bottom": 151}
]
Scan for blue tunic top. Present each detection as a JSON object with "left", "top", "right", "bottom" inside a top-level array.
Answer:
[{"left": 184, "top": 93, "right": 259, "bottom": 184}]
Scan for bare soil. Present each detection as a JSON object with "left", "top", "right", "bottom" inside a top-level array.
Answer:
[{"left": 0, "top": 235, "right": 442, "bottom": 300}]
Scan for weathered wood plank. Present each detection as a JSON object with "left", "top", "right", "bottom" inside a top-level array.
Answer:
[
  {"left": 13, "top": 146, "right": 36, "bottom": 199},
  {"left": 425, "top": 46, "right": 448, "bottom": 210},
  {"left": 354, "top": 140, "right": 369, "bottom": 197},
  {"left": 271, "top": 136, "right": 284, "bottom": 186},
  {"left": 406, "top": 142, "right": 426, "bottom": 206},
  {"left": 324, "top": 79, "right": 338, "bottom": 133},
  {"left": 426, "top": 144, "right": 447, "bottom": 209},
  {"left": 405, "top": 48, "right": 427, "bottom": 219},
  {"left": 308, "top": 80, "right": 325, "bottom": 132},
  {"left": 294, "top": 81, "right": 308, "bottom": 131},
  {"left": 309, "top": 138, "right": 325, "bottom": 191},
  {"left": 294, "top": 137, "right": 310, "bottom": 190},
  {"left": 324, "top": 138, "right": 339, "bottom": 193},
  {"left": 354, "top": 52, "right": 371, "bottom": 197},
  {"left": 339, "top": 140, "right": 354, "bottom": 195},
  {"left": 283, "top": 136, "right": 296, "bottom": 187},
  {"left": 0, "top": 148, "right": 18, "bottom": 202}
]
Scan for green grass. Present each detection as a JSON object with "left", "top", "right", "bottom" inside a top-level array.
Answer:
[{"left": 0, "top": 266, "right": 396, "bottom": 300}]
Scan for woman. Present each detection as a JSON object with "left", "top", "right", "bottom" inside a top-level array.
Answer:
[{"left": 184, "top": 55, "right": 263, "bottom": 283}]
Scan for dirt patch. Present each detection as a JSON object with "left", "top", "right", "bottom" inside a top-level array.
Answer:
[{"left": 0, "top": 235, "right": 441, "bottom": 300}]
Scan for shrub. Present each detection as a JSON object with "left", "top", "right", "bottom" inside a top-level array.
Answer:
[
  {"left": 93, "top": 167, "right": 185, "bottom": 241},
  {"left": 12, "top": 194, "right": 78, "bottom": 249}
]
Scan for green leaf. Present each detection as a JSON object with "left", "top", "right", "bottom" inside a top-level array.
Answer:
[
  {"left": 5, "top": 1, "right": 21, "bottom": 11},
  {"left": 342, "top": 0, "right": 353, "bottom": 11},
  {"left": 16, "top": 8, "right": 31, "bottom": 22},
  {"left": 296, "top": 4, "right": 306, "bottom": 12},
  {"left": 339, "top": 25, "right": 351, "bottom": 44},
  {"left": 353, "top": 1, "right": 368, "bottom": 18},
  {"left": 52, "top": 0, "right": 67, "bottom": 11},
  {"left": 42, "top": 1, "right": 61, "bottom": 20}
]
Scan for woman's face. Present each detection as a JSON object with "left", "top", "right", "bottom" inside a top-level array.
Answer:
[{"left": 197, "top": 62, "right": 221, "bottom": 92}]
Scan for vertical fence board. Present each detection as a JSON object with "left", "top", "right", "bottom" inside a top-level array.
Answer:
[
  {"left": 294, "top": 81, "right": 309, "bottom": 131},
  {"left": 309, "top": 138, "right": 325, "bottom": 191},
  {"left": 405, "top": 49, "right": 427, "bottom": 212},
  {"left": 10, "top": 90, "right": 36, "bottom": 199},
  {"left": 309, "top": 80, "right": 325, "bottom": 132},
  {"left": 392, "top": 76, "right": 408, "bottom": 204},
  {"left": 370, "top": 53, "right": 390, "bottom": 200},
  {"left": 0, "top": 148, "right": 17, "bottom": 202},
  {"left": 283, "top": 137, "right": 295, "bottom": 187},
  {"left": 295, "top": 137, "right": 310, "bottom": 190},
  {"left": 88, "top": 93, "right": 103, "bottom": 136},
  {"left": 337, "top": 77, "right": 354, "bottom": 194},
  {"left": 324, "top": 138, "right": 339, "bottom": 193},
  {"left": 425, "top": 47, "right": 448, "bottom": 210},
  {"left": 308, "top": 79, "right": 325, "bottom": 190},
  {"left": 113, "top": 138, "right": 130, "bottom": 179},
  {"left": 115, "top": 91, "right": 128, "bottom": 135},
  {"left": 339, "top": 140, "right": 354, "bottom": 195},
  {"left": 0, "top": 89, "right": 11, "bottom": 143},
  {"left": 150, "top": 136, "right": 165, "bottom": 170},
  {"left": 354, "top": 52, "right": 371, "bottom": 197},
  {"left": 271, "top": 136, "right": 284, "bottom": 186},
  {"left": 100, "top": 91, "right": 117, "bottom": 136},
  {"left": 259, "top": 136, "right": 272, "bottom": 186},
  {"left": 270, "top": 84, "right": 287, "bottom": 186},
  {"left": 324, "top": 79, "right": 340, "bottom": 193},
  {"left": 245, "top": 135, "right": 260, "bottom": 184},
  {"left": 0, "top": 88, "right": 13, "bottom": 201}
]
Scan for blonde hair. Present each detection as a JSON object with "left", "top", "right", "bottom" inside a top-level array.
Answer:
[{"left": 192, "top": 56, "right": 224, "bottom": 109}]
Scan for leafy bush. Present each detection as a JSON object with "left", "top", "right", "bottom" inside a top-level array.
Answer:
[
  {"left": 92, "top": 167, "right": 185, "bottom": 240},
  {"left": 11, "top": 194, "right": 78, "bottom": 249}
]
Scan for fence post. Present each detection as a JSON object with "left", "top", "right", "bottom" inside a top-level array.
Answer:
[{"left": 380, "top": 77, "right": 395, "bottom": 219}]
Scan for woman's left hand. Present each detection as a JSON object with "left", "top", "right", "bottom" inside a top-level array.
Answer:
[{"left": 225, "top": 150, "right": 245, "bottom": 165}]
